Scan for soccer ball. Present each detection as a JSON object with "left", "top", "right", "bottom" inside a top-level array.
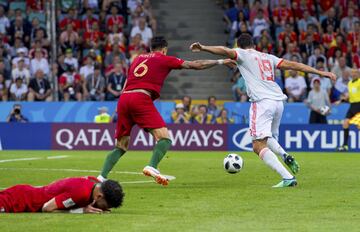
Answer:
[
  {"left": 223, "top": 154, "right": 243, "bottom": 174},
  {"left": 320, "top": 106, "right": 330, "bottom": 115}
]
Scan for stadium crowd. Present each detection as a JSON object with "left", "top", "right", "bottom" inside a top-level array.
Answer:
[{"left": 0, "top": 0, "right": 156, "bottom": 102}]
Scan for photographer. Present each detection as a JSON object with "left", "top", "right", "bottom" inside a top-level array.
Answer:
[
  {"left": 58, "top": 64, "right": 83, "bottom": 101},
  {"left": 6, "top": 104, "right": 28, "bottom": 122},
  {"left": 84, "top": 63, "right": 105, "bottom": 101},
  {"left": 28, "top": 69, "right": 53, "bottom": 101}
]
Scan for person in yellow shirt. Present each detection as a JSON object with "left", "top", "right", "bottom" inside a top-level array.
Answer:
[
  {"left": 337, "top": 69, "right": 360, "bottom": 151},
  {"left": 171, "top": 103, "right": 191, "bottom": 124},
  {"left": 94, "top": 106, "right": 111, "bottom": 123},
  {"left": 215, "top": 109, "right": 234, "bottom": 124},
  {"left": 193, "top": 105, "right": 213, "bottom": 124}
]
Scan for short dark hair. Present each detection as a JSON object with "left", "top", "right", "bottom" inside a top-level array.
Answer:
[
  {"left": 101, "top": 180, "right": 124, "bottom": 208},
  {"left": 208, "top": 96, "right": 216, "bottom": 102},
  {"left": 237, "top": 33, "right": 254, "bottom": 49},
  {"left": 151, "top": 36, "right": 168, "bottom": 51}
]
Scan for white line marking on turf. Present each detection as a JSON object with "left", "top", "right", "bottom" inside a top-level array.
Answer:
[
  {"left": 0, "top": 157, "right": 41, "bottom": 163},
  {"left": 0, "top": 167, "right": 143, "bottom": 175},
  {"left": 0, "top": 156, "right": 68, "bottom": 163},
  {"left": 47, "top": 155, "right": 69, "bottom": 159}
]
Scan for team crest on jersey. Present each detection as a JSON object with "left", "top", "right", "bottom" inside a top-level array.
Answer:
[{"left": 63, "top": 198, "right": 76, "bottom": 208}]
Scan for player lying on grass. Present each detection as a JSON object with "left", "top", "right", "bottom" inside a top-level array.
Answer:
[
  {"left": 0, "top": 176, "right": 124, "bottom": 213},
  {"left": 190, "top": 33, "right": 336, "bottom": 187},
  {"left": 98, "top": 36, "right": 236, "bottom": 186},
  {"left": 336, "top": 69, "right": 360, "bottom": 151}
]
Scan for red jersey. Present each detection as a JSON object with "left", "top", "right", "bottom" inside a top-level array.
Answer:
[
  {"left": 125, "top": 52, "right": 184, "bottom": 99},
  {"left": 0, "top": 176, "right": 99, "bottom": 213}
]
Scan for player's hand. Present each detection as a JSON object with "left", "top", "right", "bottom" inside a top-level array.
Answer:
[
  {"left": 223, "top": 59, "right": 237, "bottom": 69},
  {"left": 189, "top": 42, "right": 203, "bottom": 52},
  {"left": 84, "top": 201, "right": 103, "bottom": 214},
  {"left": 321, "top": 71, "right": 336, "bottom": 82}
]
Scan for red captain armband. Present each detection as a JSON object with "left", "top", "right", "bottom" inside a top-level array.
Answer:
[{"left": 276, "top": 59, "right": 284, "bottom": 68}]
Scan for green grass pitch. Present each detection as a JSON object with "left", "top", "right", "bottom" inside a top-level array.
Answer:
[{"left": 0, "top": 150, "right": 359, "bottom": 231}]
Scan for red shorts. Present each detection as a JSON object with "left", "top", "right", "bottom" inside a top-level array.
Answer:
[{"left": 115, "top": 92, "right": 166, "bottom": 138}]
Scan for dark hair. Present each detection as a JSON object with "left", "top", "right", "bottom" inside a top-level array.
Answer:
[
  {"left": 101, "top": 180, "right": 124, "bottom": 208},
  {"left": 237, "top": 33, "right": 254, "bottom": 49},
  {"left": 208, "top": 96, "right": 216, "bottom": 102},
  {"left": 151, "top": 36, "right": 168, "bottom": 51}
]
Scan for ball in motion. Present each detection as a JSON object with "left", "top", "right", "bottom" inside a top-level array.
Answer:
[{"left": 223, "top": 154, "right": 243, "bottom": 174}]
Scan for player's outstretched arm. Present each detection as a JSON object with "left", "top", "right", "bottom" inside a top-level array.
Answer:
[
  {"left": 278, "top": 60, "right": 337, "bottom": 81},
  {"left": 181, "top": 59, "right": 236, "bottom": 70},
  {"left": 42, "top": 198, "right": 103, "bottom": 214},
  {"left": 190, "top": 42, "right": 237, "bottom": 59}
]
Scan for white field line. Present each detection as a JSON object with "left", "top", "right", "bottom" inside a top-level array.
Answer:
[
  {"left": 0, "top": 156, "right": 68, "bottom": 163},
  {"left": 0, "top": 167, "right": 143, "bottom": 175}
]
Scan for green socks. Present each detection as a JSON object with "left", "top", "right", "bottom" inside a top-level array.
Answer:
[
  {"left": 149, "top": 138, "right": 172, "bottom": 168},
  {"left": 100, "top": 148, "right": 126, "bottom": 178}
]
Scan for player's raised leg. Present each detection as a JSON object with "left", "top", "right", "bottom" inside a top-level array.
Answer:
[
  {"left": 143, "top": 127, "right": 172, "bottom": 186},
  {"left": 267, "top": 101, "right": 299, "bottom": 174}
]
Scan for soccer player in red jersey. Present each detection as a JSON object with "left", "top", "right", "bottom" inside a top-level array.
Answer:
[
  {"left": 0, "top": 177, "right": 124, "bottom": 213},
  {"left": 98, "top": 36, "right": 235, "bottom": 186}
]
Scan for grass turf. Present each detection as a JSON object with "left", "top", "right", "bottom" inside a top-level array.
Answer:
[{"left": 0, "top": 150, "right": 359, "bottom": 232}]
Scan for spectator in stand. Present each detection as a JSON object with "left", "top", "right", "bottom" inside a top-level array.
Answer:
[
  {"left": 309, "top": 59, "right": 332, "bottom": 96},
  {"left": 256, "top": 33, "right": 273, "bottom": 53},
  {"left": 0, "top": 73, "right": 7, "bottom": 101},
  {"left": 230, "top": 11, "right": 251, "bottom": 46},
  {"left": 215, "top": 109, "right": 234, "bottom": 124},
  {"left": 33, "top": 28, "right": 50, "bottom": 50},
  {"left": 83, "top": 21, "right": 104, "bottom": 50},
  {"left": 107, "top": 5, "right": 124, "bottom": 33},
  {"left": 10, "top": 77, "right": 28, "bottom": 101},
  {"left": 128, "top": 33, "right": 147, "bottom": 62},
  {"left": 223, "top": 1, "right": 239, "bottom": 33},
  {"left": 249, "top": 0, "right": 268, "bottom": 23},
  {"left": 0, "top": 5, "right": 10, "bottom": 34},
  {"left": 8, "top": 16, "right": 31, "bottom": 47},
  {"left": 297, "top": 9, "right": 319, "bottom": 33},
  {"left": 104, "top": 43, "right": 126, "bottom": 67},
  {"left": 12, "top": 59, "right": 31, "bottom": 84},
  {"left": 322, "top": 24, "right": 337, "bottom": 51},
  {"left": 181, "top": 95, "right": 193, "bottom": 115},
  {"left": 332, "top": 70, "right": 350, "bottom": 102},
  {"left": 12, "top": 48, "right": 30, "bottom": 68},
  {"left": 345, "top": 43, "right": 359, "bottom": 68},
  {"left": 347, "top": 21, "right": 360, "bottom": 51},
  {"left": 82, "top": 8, "right": 99, "bottom": 32},
  {"left": 321, "top": 7, "right": 340, "bottom": 33},
  {"left": 272, "top": 0, "right": 294, "bottom": 28},
  {"left": 306, "top": 79, "right": 331, "bottom": 124},
  {"left": 30, "top": 48, "right": 50, "bottom": 76},
  {"left": 285, "top": 70, "right": 307, "bottom": 102},
  {"left": 299, "top": 24, "right": 320, "bottom": 45},
  {"left": 85, "top": 63, "right": 105, "bottom": 101},
  {"left": 207, "top": 96, "right": 220, "bottom": 119},
  {"left": 28, "top": 69, "right": 52, "bottom": 101},
  {"left": 340, "top": 8, "right": 359, "bottom": 34},
  {"left": 6, "top": 104, "right": 28, "bottom": 122},
  {"left": 64, "top": 48, "right": 79, "bottom": 70},
  {"left": 171, "top": 103, "right": 191, "bottom": 124},
  {"left": 30, "top": 17, "right": 44, "bottom": 41},
  {"left": 328, "top": 47, "right": 342, "bottom": 70},
  {"left": 130, "top": 17, "right": 153, "bottom": 47},
  {"left": 331, "top": 57, "right": 351, "bottom": 80},
  {"left": 82, "top": 0, "right": 99, "bottom": 10},
  {"left": 80, "top": 56, "right": 94, "bottom": 81},
  {"left": 300, "top": 33, "right": 319, "bottom": 61},
  {"left": 231, "top": 74, "right": 248, "bottom": 102},
  {"left": 58, "top": 64, "right": 83, "bottom": 101},
  {"left": 193, "top": 105, "right": 213, "bottom": 124},
  {"left": 283, "top": 42, "right": 302, "bottom": 62},
  {"left": 107, "top": 24, "right": 125, "bottom": 48},
  {"left": 59, "top": 8, "right": 81, "bottom": 32},
  {"left": 327, "top": 34, "right": 347, "bottom": 58},
  {"left": 278, "top": 23, "right": 297, "bottom": 46},
  {"left": 59, "top": 0, "right": 79, "bottom": 12},
  {"left": 251, "top": 9, "right": 269, "bottom": 40},
  {"left": 0, "top": 59, "right": 10, "bottom": 87},
  {"left": 59, "top": 24, "right": 80, "bottom": 52},
  {"left": 29, "top": 40, "right": 48, "bottom": 59},
  {"left": 106, "top": 63, "right": 126, "bottom": 101},
  {"left": 308, "top": 46, "right": 327, "bottom": 68}
]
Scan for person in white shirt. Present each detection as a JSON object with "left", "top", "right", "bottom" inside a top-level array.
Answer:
[
  {"left": 285, "top": 70, "right": 307, "bottom": 102},
  {"left": 10, "top": 77, "right": 28, "bottom": 101},
  {"left": 251, "top": 9, "right": 269, "bottom": 39},
  {"left": 79, "top": 56, "right": 94, "bottom": 80},
  {"left": 64, "top": 48, "right": 79, "bottom": 70},
  {"left": 130, "top": 17, "right": 153, "bottom": 46},
  {"left": 30, "top": 49, "right": 49, "bottom": 76},
  {"left": 340, "top": 8, "right": 359, "bottom": 34},
  {"left": 12, "top": 59, "right": 31, "bottom": 84},
  {"left": 12, "top": 48, "right": 30, "bottom": 68},
  {"left": 0, "top": 5, "right": 10, "bottom": 34},
  {"left": 190, "top": 33, "right": 336, "bottom": 187}
]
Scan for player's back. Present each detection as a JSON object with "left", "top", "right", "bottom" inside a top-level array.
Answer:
[
  {"left": 234, "top": 48, "right": 287, "bottom": 102},
  {"left": 125, "top": 51, "right": 184, "bottom": 99}
]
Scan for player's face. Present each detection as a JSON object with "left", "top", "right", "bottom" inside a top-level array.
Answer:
[{"left": 94, "top": 197, "right": 110, "bottom": 210}]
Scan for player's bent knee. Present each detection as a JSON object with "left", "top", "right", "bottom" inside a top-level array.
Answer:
[
  {"left": 252, "top": 139, "right": 268, "bottom": 155},
  {"left": 116, "top": 137, "right": 130, "bottom": 151}
]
